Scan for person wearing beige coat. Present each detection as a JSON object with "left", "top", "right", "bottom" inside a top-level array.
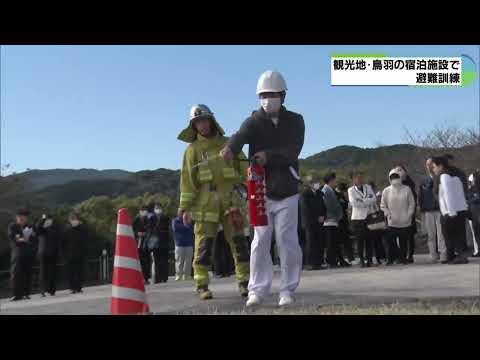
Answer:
[{"left": 381, "top": 168, "right": 416, "bottom": 265}]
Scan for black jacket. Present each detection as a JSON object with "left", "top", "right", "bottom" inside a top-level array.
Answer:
[
  {"left": 151, "top": 214, "right": 171, "bottom": 250},
  {"left": 403, "top": 175, "right": 418, "bottom": 228},
  {"left": 8, "top": 223, "right": 36, "bottom": 258},
  {"left": 300, "top": 188, "right": 326, "bottom": 229},
  {"left": 63, "top": 223, "right": 87, "bottom": 261},
  {"left": 419, "top": 176, "right": 440, "bottom": 212},
  {"left": 227, "top": 106, "right": 305, "bottom": 200},
  {"left": 35, "top": 219, "right": 61, "bottom": 257}
]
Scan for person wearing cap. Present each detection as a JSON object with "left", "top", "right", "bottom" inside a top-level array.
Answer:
[
  {"left": 177, "top": 104, "right": 250, "bottom": 300},
  {"left": 467, "top": 171, "right": 480, "bottom": 257},
  {"left": 220, "top": 70, "right": 305, "bottom": 307},
  {"left": 300, "top": 174, "right": 327, "bottom": 270},
  {"left": 35, "top": 213, "right": 61, "bottom": 297},
  {"left": 381, "top": 169, "right": 416, "bottom": 265},
  {"left": 7, "top": 209, "right": 36, "bottom": 301},
  {"left": 392, "top": 164, "right": 418, "bottom": 263}
]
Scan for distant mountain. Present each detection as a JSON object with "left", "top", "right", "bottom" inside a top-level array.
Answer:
[
  {"left": 301, "top": 144, "right": 419, "bottom": 169},
  {"left": 2, "top": 144, "right": 478, "bottom": 210}
]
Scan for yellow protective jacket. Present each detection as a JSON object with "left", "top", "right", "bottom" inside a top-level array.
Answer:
[{"left": 179, "top": 133, "right": 248, "bottom": 223}]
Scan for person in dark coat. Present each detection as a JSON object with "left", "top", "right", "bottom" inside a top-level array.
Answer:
[
  {"left": 336, "top": 182, "right": 354, "bottom": 263},
  {"left": 300, "top": 175, "right": 327, "bottom": 269},
  {"left": 149, "top": 204, "right": 171, "bottom": 283},
  {"left": 35, "top": 214, "right": 60, "bottom": 297},
  {"left": 63, "top": 212, "right": 87, "bottom": 294},
  {"left": 368, "top": 181, "right": 387, "bottom": 265},
  {"left": 393, "top": 165, "right": 418, "bottom": 263},
  {"left": 7, "top": 209, "right": 36, "bottom": 301},
  {"left": 213, "top": 225, "right": 235, "bottom": 277},
  {"left": 132, "top": 206, "right": 153, "bottom": 284}
]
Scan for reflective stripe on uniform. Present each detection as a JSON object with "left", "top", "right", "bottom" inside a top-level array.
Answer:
[
  {"left": 180, "top": 192, "right": 195, "bottom": 202},
  {"left": 192, "top": 212, "right": 203, "bottom": 221},
  {"left": 198, "top": 169, "right": 213, "bottom": 182},
  {"left": 222, "top": 167, "right": 236, "bottom": 179},
  {"left": 204, "top": 212, "right": 219, "bottom": 222}
]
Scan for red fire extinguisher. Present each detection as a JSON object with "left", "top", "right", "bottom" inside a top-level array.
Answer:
[{"left": 247, "top": 162, "right": 268, "bottom": 226}]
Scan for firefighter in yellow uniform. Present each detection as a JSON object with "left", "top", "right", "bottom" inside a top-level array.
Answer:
[{"left": 178, "top": 104, "right": 250, "bottom": 300}]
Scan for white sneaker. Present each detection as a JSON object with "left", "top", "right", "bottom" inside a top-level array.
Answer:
[
  {"left": 246, "top": 294, "right": 262, "bottom": 307},
  {"left": 175, "top": 275, "right": 181, "bottom": 281},
  {"left": 278, "top": 294, "right": 295, "bottom": 307},
  {"left": 182, "top": 275, "right": 192, "bottom": 281}
]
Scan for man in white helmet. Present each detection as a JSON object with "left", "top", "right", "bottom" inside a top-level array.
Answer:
[{"left": 220, "top": 70, "right": 305, "bottom": 307}]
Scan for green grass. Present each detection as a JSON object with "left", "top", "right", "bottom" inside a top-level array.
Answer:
[{"left": 175, "top": 300, "right": 480, "bottom": 315}]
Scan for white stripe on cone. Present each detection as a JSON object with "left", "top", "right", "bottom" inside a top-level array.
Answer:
[
  {"left": 116, "top": 224, "right": 135, "bottom": 238},
  {"left": 114, "top": 256, "right": 142, "bottom": 272},
  {"left": 112, "top": 285, "right": 148, "bottom": 304}
]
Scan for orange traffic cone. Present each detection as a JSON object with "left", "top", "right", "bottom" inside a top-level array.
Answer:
[{"left": 111, "top": 208, "right": 150, "bottom": 315}]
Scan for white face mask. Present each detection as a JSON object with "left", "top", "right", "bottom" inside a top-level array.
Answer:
[
  {"left": 391, "top": 179, "right": 402, "bottom": 186},
  {"left": 313, "top": 183, "right": 321, "bottom": 191},
  {"left": 44, "top": 219, "right": 53, "bottom": 228},
  {"left": 71, "top": 220, "right": 80, "bottom": 227},
  {"left": 140, "top": 211, "right": 148, "bottom": 217},
  {"left": 260, "top": 97, "right": 281, "bottom": 114},
  {"left": 395, "top": 168, "right": 406, "bottom": 180},
  {"left": 154, "top": 208, "right": 162, "bottom": 215}
]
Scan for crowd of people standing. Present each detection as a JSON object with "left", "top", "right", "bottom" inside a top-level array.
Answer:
[
  {"left": 7, "top": 210, "right": 88, "bottom": 301},
  {"left": 299, "top": 154, "right": 480, "bottom": 271}
]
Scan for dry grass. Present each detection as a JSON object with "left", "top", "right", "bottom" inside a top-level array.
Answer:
[{"left": 175, "top": 300, "right": 480, "bottom": 315}]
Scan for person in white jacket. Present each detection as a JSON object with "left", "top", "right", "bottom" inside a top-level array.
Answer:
[
  {"left": 381, "top": 169, "right": 415, "bottom": 265},
  {"left": 348, "top": 171, "right": 377, "bottom": 267},
  {"left": 432, "top": 156, "right": 469, "bottom": 264}
]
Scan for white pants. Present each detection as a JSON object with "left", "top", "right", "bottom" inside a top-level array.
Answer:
[
  {"left": 248, "top": 194, "right": 302, "bottom": 299},
  {"left": 422, "top": 211, "right": 446, "bottom": 261},
  {"left": 175, "top": 246, "right": 193, "bottom": 277},
  {"left": 469, "top": 220, "right": 479, "bottom": 255}
]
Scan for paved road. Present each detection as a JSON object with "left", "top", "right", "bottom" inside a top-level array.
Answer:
[{"left": 1, "top": 255, "right": 479, "bottom": 315}]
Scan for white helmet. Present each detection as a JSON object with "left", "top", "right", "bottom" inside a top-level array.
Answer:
[
  {"left": 189, "top": 104, "right": 214, "bottom": 122},
  {"left": 256, "top": 70, "right": 287, "bottom": 95}
]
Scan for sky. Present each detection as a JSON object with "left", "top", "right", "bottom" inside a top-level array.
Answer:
[{"left": 1, "top": 45, "right": 479, "bottom": 175}]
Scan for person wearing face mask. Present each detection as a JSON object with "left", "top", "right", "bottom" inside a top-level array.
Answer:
[
  {"left": 393, "top": 164, "right": 418, "bottom": 263},
  {"left": 419, "top": 157, "right": 446, "bottom": 263},
  {"left": 35, "top": 214, "right": 60, "bottom": 297},
  {"left": 8, "top": 208, "right": 36, "bottom": 301},
  {"left": 149, "top": 204, "right": 171, "bottom": 283},
  {"left": 348, "top": 172, "right": 377, "bottom": 267},
  {"left": 322, "top": 173, "right": 349, "bottom": 269},
  {"left": 63, "top": 212, "right": 88, "bottom": 294},
  {"left": 467, "top": 171, "right": 480, "bottom": 257},
  {"left": 336, "top": 182, "right": 354, "bottom": 264},
  {"left": 300, "top": 175, "right": 327, "bottom": 270},
  {"left": 133, "top": 206, "right": 153, "bottom": 284},
  {"left": 381, "top": 169, "right": 416, "bottom": 265},
  {"left": 177, "top": 104, "right": 250, "bottom": 300},
  {"left": 220, "top": 70, "right": 305, "bottom": 308},
  {"left": 431, "top": 156, "right": 469, "bottom": 264}
]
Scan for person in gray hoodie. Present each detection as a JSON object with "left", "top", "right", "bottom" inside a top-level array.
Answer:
[
  {"left": 322, "top": 172, "right": 349, "bottom": 268},
  {"left": 381, "top": 168, "right": 416, "bottom": 265}
]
